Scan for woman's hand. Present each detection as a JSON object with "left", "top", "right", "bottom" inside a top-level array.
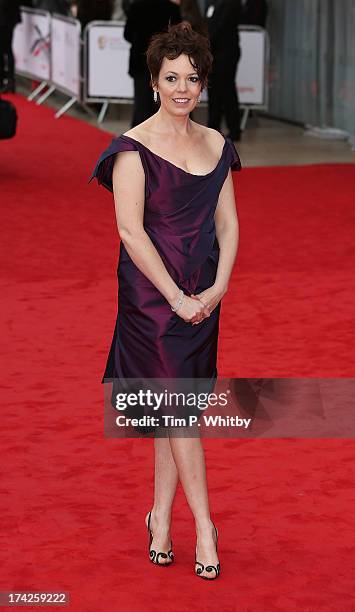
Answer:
[
  {"left": 175, "top": 294, "right": 211, "bottom": 325},
  {"left": 190, "top": 283, "right": 227, "bottom": 324},
  {"left": 172, "top": 284, "right": 227, "bottom": 325}
]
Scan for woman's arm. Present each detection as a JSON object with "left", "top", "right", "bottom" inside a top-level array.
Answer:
[
  {"left": 112, "top": 151, "right": 209, "bottom": 323},
  {"left": 191, "top": 169, "right": 239, "bottom": 312},
  {"left": 214, "top": 169, "right": 239, "bottom": 293}
]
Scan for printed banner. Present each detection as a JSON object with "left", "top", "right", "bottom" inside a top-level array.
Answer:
[
  {"left": 238, "top": 29, "right": 266, "bottom": 105},
  {"left": 87, "top": 23, "right": 133, "bottom": 99},
  {"left": 13, "top": 8, "right": 51, "bottom": 81},
  {"left": 51, "top": 16, "right": 81, "bottom": 98}
]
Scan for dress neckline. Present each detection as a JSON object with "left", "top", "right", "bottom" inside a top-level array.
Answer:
[{"left": 120, "top": 134, "right": 227, "bottom": 178}]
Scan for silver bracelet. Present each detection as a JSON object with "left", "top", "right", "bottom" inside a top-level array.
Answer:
[{"left": 171, "top": 289, "right": 184, "bottom": 312}]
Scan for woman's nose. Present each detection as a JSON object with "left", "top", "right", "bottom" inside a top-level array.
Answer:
[{"left": 176, "top": 80, "right": 188, "bottom": 92}]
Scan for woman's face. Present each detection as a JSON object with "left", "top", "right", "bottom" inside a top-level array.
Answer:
[{"left": 154, "top": 53, "right": 202, "bottom": 116}]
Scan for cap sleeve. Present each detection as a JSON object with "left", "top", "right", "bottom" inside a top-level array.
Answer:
[
  {"left": 89, "top": 135, "right": 140, "bottom": 193},
  {"left": 225, "top": 137, "right": 242, "bottom": 172}
]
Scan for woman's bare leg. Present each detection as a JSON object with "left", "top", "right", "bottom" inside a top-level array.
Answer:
[
  {"left": 168, "top": 435, "right": 218, "bottom": 578},
  {"left": 146, "top": 435, "right": 179, "bottom": 563}
]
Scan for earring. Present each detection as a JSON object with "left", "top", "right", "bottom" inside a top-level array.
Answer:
[
  {"left": 197, "top": 94, "right": 201, "bottom": 103},
  {"left": 153, "top": 90, "right": 158, "bottom": 103}
]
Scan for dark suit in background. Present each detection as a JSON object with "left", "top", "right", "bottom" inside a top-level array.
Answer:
[
  {"left": 206, "top": 0, "right": 242, "bottom": 140},
  {"left": 76, "top": 0, "right": 114, "bottom": 29},
  {"left": 124, "top": 0, "right": 181, "bottom": 127},
  {"left": 32, "top": 0, "right": 71, "bottom": 13},
  {"left": 0, "top": 0, "right": 21, "bottom": 92},
  {"left": 240, "top": 0, "right": 268, "bottom": 27}
]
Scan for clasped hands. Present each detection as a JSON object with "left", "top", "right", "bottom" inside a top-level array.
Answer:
[{"left": 176, "top": 284, "right": 227, "bottom": 325}]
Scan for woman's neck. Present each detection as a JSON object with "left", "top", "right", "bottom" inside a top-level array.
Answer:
[{"left": 150, "top": 107, "right": 194, "bottom": 137}]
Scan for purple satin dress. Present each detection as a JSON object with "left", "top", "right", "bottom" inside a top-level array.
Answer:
[{"left": 90, "top": 134, "right": 241, "bottom": 430}]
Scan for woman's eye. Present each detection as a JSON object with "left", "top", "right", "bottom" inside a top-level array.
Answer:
[{"left": 166, "top": 76, "right": 200, "bottom": 83}]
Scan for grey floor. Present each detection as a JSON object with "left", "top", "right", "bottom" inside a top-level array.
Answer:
[{"left": 17, "top": 79, "right": 355, "bottom": 168}]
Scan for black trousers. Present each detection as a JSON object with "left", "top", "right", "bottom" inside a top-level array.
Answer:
[
  {"left": 0, "top": 25, "right": 16, "bottom": 83},
  {"left": 131, "top": 67, "right": 157, "bottom": 127},
  {"left": 207, "top": 53, "right": 241, "bottom": 138}
]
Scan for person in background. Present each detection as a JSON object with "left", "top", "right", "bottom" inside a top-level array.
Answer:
[
  {"left": 75, "top": 0, "right": 114, "bottom": 29},
  {"left": 180, "top": 0, "right": 208, "bottom": 37},
  {"left": 0, "top": 0, "right": 21, "bottom": 93},
  {"left": 124, "top": 0, "right": 181, "bottom": 127},
  {"left": 32, "top": 0, "right": 70, "bottom": 13},
  {"left": 240, "top": 0, "right": 268, "bottom": 27},
  {"left": 205, "top": 0, "right": 242, "bottom": 142}
]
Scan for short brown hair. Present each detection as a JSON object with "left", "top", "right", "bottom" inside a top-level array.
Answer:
[{"left": 146, "top": 21, "right": 212, "bottom": 90}]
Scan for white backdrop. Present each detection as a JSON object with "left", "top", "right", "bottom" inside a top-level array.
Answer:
[
  {"left": 238, "top": 29, "right": 266, "bottom": 105},
  {"left": 87, "top": 22, "right": 133, "bottom": 99},
  {"left": 13, "top": 8, "right": 51, "bottom": 81},
  {"left": 51, "top": 15, "right": 81, "bottom": 97}
]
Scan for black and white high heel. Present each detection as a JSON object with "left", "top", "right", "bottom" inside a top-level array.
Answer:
[
  {"left": 195, "top": 522, "right": 220, "bottom": 580},
  {"left": 146, "top": 510, "right": 174, "bottom": 566}
]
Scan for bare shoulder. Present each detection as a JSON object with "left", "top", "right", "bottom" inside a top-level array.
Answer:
[
  {"left": 121, "top": 117, "right": 155, "bottom": 145},
  {"left": 121, "top": 127, "right": 142, "bottom": 140},
  {"left": 193, "top": 123, "right": 225, "bottom": 152}
]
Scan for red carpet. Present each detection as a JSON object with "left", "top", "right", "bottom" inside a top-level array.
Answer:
[{"left": 1, "top": 94, "right": 355, "bottom": 611}]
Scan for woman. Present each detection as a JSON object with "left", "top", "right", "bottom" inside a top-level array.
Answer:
[{"left": 90, "top": 22, "right": 241, "bottom": 580}]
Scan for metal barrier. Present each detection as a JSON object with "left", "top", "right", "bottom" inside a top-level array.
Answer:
[
  {"left": 14, "top": 8, "right": 82, "bottom": 118},
  {"left": 36, "top": 13, "right": 81, "bottom": 118},
  {"left": 83, "top": 20, "right": 133, "bottom": 123}
]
